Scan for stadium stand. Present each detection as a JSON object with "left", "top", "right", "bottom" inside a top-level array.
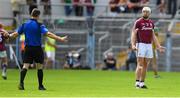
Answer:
[{"left": 0, "top": 0, "right": 180, "bottom": 71}]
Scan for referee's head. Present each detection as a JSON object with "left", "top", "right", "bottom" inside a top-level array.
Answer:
[{"left": 31, "top": 8, "right": 41, "bottom": 18}]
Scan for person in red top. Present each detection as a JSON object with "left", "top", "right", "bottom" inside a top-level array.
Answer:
[
  {"left": 131, "top": 7, "right": 165, "bottom": 89},
  {"left": 109, "top": 0, "right": 119, "bottom": 13},
  {"left": 84, "top": 0, "right": 96, "bottom": 16},
  {"left": 73, "top": 0, "right": 84, "bottom": 16},
  {"left": 0, "top": 23, "right": 10, "bottom": 80}
]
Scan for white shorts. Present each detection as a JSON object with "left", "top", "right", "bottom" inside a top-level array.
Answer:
[
  {"left": 46, "top": 51, "right": 55, "bottom": 61},
  {"left": 136, "top": 43, "right": 153, "bottom": 58},
  {"left": 0, "top": 51, "right": 7, "bottom": 58}
]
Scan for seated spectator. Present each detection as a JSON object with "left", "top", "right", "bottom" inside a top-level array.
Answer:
[
  {"left": 40, "top": 0, "right": 51, "bottom": 16},
  {"left": 63, "top": 51, "right": 82, "bottom": 69},
  {"left": 73, "top": 0, "right": 84, "bottom": 16},
  {"left": 103, "top": 52, "right": 117, "bottom": 70},
  {"left": 109, "top": 0, "right": 119, "bottom": 16},
  {"left": 127, "top": 0, "right": 149, "bottom": 13},
  {"left": 140, "top": 0, "right": 149, "bottom": 7},
  {"left": 11, "top": 0, "right": 21, "bottom": 29},
  {"left": 62, "top": 0, "right": 73, "bottom": 16},
  {"left": 125, "top": 46, "right": 137, "bottom": 71},
  {"left": 84, "top": 0, "right": 96, "bottom": 16},
  {"left": 26, "top": 0, "right": 37, "bottom": 14},
  {"left": 157, "top": 0, "right": 166, "bottom": 16},
  {"left": 167, "top": 0, "right": 177, "bottom": 18},
  {"left": 40, "top": 0, "right": 52, "bottom": 26},
  {"left": 117, "top": 0, "right": 129, "bottom": 13}
]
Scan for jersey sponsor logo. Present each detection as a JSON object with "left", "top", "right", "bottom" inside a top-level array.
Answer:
[
  {"left": 141, "top": 22, "right": 153, "bottom": 30},
  {"left": 141, "top": 26, "right": 153, "bottom": 30}
]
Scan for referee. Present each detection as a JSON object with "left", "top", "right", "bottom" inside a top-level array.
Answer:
[{"left": 9, "top": 8, "right": 67, "bottom": 90}]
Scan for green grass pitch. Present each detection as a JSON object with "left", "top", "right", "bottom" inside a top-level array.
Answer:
[{"left": 0, "top": 69, "right": 180, "bottom": 97}]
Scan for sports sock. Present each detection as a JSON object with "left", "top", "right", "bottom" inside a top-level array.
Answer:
[
  {"left": 135, "top": 80, "right": 139, "bottom": 86},
  {"left": 20, "top": 68, "right": 27, "bottom": 84},
  {"left": 38, "top": 69, "right": 43, "bottom": 87},
  {"left": 139, "top": 81, "right": 145, "bottom": 87},
  {"left": 2, "top": 64, "right": 7, "bottom": 76}
]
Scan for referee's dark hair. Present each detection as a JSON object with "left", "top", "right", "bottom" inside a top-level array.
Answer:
[{"left": 31, "top": 8, "right": 41, "bottom": 17}]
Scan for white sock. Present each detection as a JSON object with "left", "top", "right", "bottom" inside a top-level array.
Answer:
[
  {"left": 139, "top": 82, "right": 145, "bottom": 87},
  {"left": 2, "top": 68, "right": 6, "bottom": 77},
  {"left": 135, "top": 81, "right": 140, "bottom": 86}
]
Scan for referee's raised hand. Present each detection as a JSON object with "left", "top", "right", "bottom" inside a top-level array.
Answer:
[{"left": 60, "top": 36, "right": 68, "bottom": 42}]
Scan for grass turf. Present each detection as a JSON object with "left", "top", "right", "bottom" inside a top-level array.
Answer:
[{"left": 0, "top": 69, "right": 180, "bottom": 97}]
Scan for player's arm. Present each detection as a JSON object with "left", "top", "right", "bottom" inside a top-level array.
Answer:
[
  {"left": 1, "top": 29, "right": 9, "bottom": 37},
  {"left": 45, "top": 32, "right": 68, "bottom": 42},
  {"left": 131, "top": 24, "right": 138, "bottom": 50},
  {"left": 152, "top": 31, "right": 165, "bottom": 53},
  {"left": 9, "top": 23, "right": 24, "bottom": 39},
  {"left": 9, "top": 32, "right": 19, "bottom": 39}
]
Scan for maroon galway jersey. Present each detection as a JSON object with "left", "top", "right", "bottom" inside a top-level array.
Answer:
[
  {"left": 0, "top": 29, "right": 6, "bottom": 51},
  {"left": 134, "top": 18, "right": 154, "bottom": 43}
]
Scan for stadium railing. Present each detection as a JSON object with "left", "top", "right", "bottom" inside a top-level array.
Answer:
[{"left": 3, "top": 2, "right": 180, "bottom": 71}]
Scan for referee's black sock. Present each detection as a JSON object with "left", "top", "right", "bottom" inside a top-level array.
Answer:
[
  {"left": 20, "top": 68, "right": 27, "bottom": 84},
  {"left": 38, "top": 69, "right": 43, "bottom": 87}
]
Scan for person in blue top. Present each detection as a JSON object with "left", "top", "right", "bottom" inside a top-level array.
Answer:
[{"left": 9, "top": 8, "right": 68, "bottom": 90}]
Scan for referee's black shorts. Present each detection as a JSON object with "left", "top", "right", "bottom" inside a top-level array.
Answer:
[{"left": 23, "top": 46, "right": 44, "bottom": 64}]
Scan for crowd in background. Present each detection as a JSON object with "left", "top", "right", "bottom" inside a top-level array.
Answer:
[
  {"left": 109, "top": 0, "right": 179, "bottom": 18},
  {"left": 8, "top": 0, "right": 180, "bottom": 70},
  {"left": 10, "top": 0, "right": 179, "bottom": 18}
]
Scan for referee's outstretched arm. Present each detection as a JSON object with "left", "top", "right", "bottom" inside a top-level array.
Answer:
[
  {"left": 8, "top": 31, "right": 68, "bottom": 43},
  {"left": 45, "top": 32, "right": 68, "bottom": 42}
]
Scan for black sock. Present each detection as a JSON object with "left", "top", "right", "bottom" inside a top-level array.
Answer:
[
  {"left": 140, "top": 80, "right": 144, "bottom": 82},
  {"left": 38, "top": 69, "right": 43, "bottom": 87},
  {"left": 136, "top": 80, "right": 139, "bottom": 82},
  {"left": 20, "top": 68, "right": 27, "bottom": 84}
]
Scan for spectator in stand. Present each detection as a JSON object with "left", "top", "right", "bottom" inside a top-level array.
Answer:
[
  {"left": 117, "top": 0, "right": 128, "bottom": 13},
  {"left": 125, "top": 45, "right": 137, "bottom": 71},
  {"left": 109, "top": 0, "right": 119, "bottom": 16},
  {"left": 127, "top": 0, "right": 149, "bottom": 13},
  {"left": 26, "top": 0, "right": 37, "bottom": 14},
  {"left": 103, "top": 52, "right": 116, "bottom": 70},
  {"left": 140, "top": 0, "right": 149, "bottom": 7},
  {"left": 11, "top": 0, "right": 21, "bottom": 29},
  {"left": 40, "top": 0, "right": 52, "bottom": 26},
  {"left": 167, "top": 0, "right": 177, "bottom": 18},
  {"left": 40, "top": 0, "right": 51, "bottom": 16},
  {"left": 156, "top": 0, "right": 166, "bottom": 16},
  {"left": 84, "top": 0, "right": 96, "bottom": 16},
  {"left": 62, "top": 0, "right": 73, "bottom": 16},
  {"left": 63, "top": 51, "right": 82, "bottom": 69},
  {"left": 73, "top": 0, "right": 84, "bottom": 16}
]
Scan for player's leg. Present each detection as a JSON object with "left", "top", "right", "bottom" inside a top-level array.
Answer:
[
  {"left": 35, "top": 47, "right": 46, "bottom": 90},
  {"left": 45, "top": 51, "right": 53, "bottom": 69},
  {"left": 18, "top": 63, "right": 31, "bottom": 90},
  {"left": 1, "top": 51, "right": 8, "bottom": 80},
  {"left": 135, "top": 57, "right": 144, "bottom": 87},
  {"left": 18, "top": 46, "right": 33, "bottom": 90},
  {"left": 1, "top": 57, "right": 8, "bottom": 80},
  {"left": 139, "top": 44, "right": 153, "bottom": 89},
  {"left": 139, "top": 58, "right": 151, "bottom": 88},
  {"left": 135, "top": 43, "right": 146, "bottom": 88},
  {"left": 51, "top": 51, "right": 55, "bottom": 69},
  {"left": 152, "top": 50, "right": 159, "bottom": 78},
  {"left": 36, "top": 63, "right": 46, "bottom": 90}
]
